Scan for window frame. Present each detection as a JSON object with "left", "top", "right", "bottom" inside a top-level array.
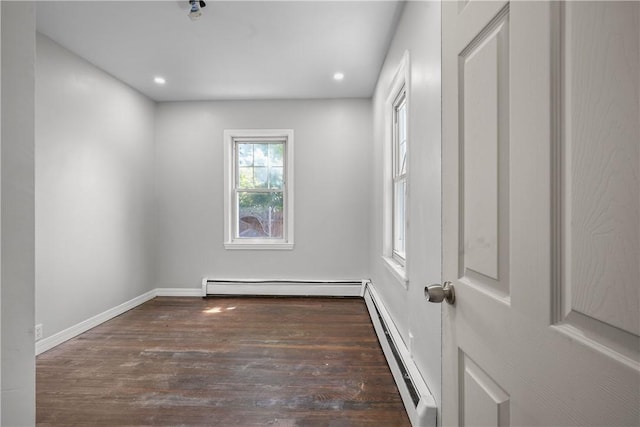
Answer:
[
  {"left": 382, "top": 52, "right": 410, "bottom": 286},
  {"left": 224, "top": 129, "right": 294, "bottom": 250}
]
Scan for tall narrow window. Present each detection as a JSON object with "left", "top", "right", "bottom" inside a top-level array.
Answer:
[
  {"left": 382, "top": 52, "right": 409, "bottom": 285},
  {"left": 392, "top": 89, "right": 407, "bottom": 264},
  {"left": 224, "top": 129, "right": 294, "bottom": 249}
]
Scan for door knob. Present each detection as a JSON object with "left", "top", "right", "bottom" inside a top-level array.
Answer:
[{"left": 424, "top": 282, "right": 455, "bottom": 305}]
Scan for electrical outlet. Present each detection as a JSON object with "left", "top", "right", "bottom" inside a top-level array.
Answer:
[{"left": 35, "top": 324, "right": 43, "bottom": 342}]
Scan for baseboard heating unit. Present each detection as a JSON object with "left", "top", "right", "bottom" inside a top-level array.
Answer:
[
  {"left": 202, "top": 278, "right": 366, "bottom": 297},
  {"left": 364, "top": 284, "right": 437, "bottom": 427}
]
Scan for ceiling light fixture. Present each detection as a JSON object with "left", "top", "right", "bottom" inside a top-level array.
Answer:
[
  {"left": 333, "top": 72, "right": 345, "bottom": 81},
  {"left": 188, "top": 0, "right": 206, "bottom": 21},
  {"left": 154, "top": 76, "right": 166, "bottom": 85}
]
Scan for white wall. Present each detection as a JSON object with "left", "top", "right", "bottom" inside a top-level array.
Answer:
[
  {"left": 155, "top": 99, "right": 371, "bottom": 287},
  {"left": 35, "top": 34, "right": 156, "bottom": 340},
  {"left": 369, "top": 0, "right": 442, "bottom": 410},
  {"left": 1, "top": 2, "right": 36, "bottom": 425}
]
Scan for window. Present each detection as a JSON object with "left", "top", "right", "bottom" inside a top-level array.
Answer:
[
  {"left": 382, "top": 52, "right": 409, "bottom": 285},
  {"left": 392, "top": 89, "right": 407, "bottom": 264},
  {"left": 224, "top": 129, "right": 294, "bottom": 249}
]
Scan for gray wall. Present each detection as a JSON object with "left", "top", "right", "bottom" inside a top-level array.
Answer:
[
  {"left": 369, "top": 1, "right": 442, "bottom": 409},
  {"left": 1, "top": 2, "right": 36, "bottom": 425},
  {"left": 35, "top": 34, "right": 156, "bottom": 339},
  {"left": 154, "top": 100, "right": 371, "bottom": 287}
]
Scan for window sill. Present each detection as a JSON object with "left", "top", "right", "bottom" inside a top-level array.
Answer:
[
  {"left": 225, "top": 241, "right": 294, "bottom": 250},
  {"left": 382, "top": 256, "right": 408, "bottom": 289}
]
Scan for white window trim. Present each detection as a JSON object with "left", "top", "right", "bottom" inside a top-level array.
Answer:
[
  {"left": 382, "top": 255, "right": 408, "bottom": 287},
  {"left": 382, "top": 51, "right": 410, "bottom": 287},
  {"left": 223, "top": 129, "right": 294, "bottom": 250}
]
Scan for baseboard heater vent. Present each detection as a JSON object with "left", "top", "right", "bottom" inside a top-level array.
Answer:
[
  {"left": 371, "top": 295, "right": 420, "bottom": 407},
  {"left": 364, "top": 284, "right": 437, "bottom": 427},
  {"left": 202, "top": 278, "right": 366, "bottom": 298}
]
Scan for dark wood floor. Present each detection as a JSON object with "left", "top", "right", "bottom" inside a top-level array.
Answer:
[{"left": 37, "top": 297, "right": 411, "bottom": 426}]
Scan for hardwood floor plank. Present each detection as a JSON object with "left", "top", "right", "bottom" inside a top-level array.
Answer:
[{"left": 37, "top": 297, "right": 410, "bottom": 426}]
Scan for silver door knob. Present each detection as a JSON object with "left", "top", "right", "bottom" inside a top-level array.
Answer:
[{"left": 424, "top": 282, "right": 455, "bottom": 305}]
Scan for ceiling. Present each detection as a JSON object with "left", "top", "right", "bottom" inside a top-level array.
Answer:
[{"left": 36, "top": 1, "right": 404, "bottom": 102}]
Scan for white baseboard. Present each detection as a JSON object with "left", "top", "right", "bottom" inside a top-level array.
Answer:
[
  {"left": 36, "top": 287, "right": 202, "bottom": 355},
  {"left": 35, "top": 289, "right": 157, "bottom": 355},
  {"left": 202, "top": 278, "right": 367, "bottom": 297},
  {"left": 364, "top": 283, "right": 437, "bottom": 427}
]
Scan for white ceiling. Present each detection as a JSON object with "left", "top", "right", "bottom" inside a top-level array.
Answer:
[{"left": 36, "top": 1, "right": 403, "bottom": 102}]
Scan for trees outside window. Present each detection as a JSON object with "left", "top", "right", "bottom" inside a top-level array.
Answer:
[{"left": 236, "top": 142, "right": 284, "bottom": 239}]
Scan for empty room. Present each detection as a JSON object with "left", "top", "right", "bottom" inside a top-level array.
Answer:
[{"left": 1, "top": 1, "right": 639, "bottom": 426}]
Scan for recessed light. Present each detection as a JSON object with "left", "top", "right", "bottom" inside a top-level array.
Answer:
[
  {"left": 333, "top": 72, "right": 344, "bottom": 81},
  {"left": 154, "top": 76, "right": 166, "bottom": 85}
]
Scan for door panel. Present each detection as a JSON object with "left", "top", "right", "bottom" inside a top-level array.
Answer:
[
  {"left": 460, "top": 5, "right": 510, "bottom": 297},
  {"left": 555, "top": 1, "right": 640, "bottom": 351},
  {"left": 460, "top": 351, "right": 510, "bottom": 427},
  {"left": 443, "top": 1, "right": 640, "bottom": 426}
]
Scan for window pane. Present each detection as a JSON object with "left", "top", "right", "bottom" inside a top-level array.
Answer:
[
  {"left": 399, "top": 140, "right": 407, "bottom": 175},
  {"left": 269, "top": 143, "right": 284, "bottom": 166},
  {"left": 238, "top": 144, "right": 253, "bottom": 167},
  {"left": 393, "top": 179, "right": 406, "bottom": 258},
  {"left": 396, "top": 99, "right": 407, "bottom": 175},
  {"left": 269, "top": 166, "right": 283, "bottom": 189},
  {"left": 237, "top": 191, "right": 284, "bottom": 238},
  {"left": 254, "top": 166, "right": 268, "bottom": 188},
  {"left": 238, "top": 167, "right": 253, "bottom": 189},
  {"left": 398, "top": 102, "right": 407, "bottom": 143},
  {"left": 253, "top": 144, "right": 268, "bottom": 166}
]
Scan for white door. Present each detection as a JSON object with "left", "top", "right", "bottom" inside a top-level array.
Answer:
[{"left": 441, "top": 1, "right": 639, "bottom": 426}]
